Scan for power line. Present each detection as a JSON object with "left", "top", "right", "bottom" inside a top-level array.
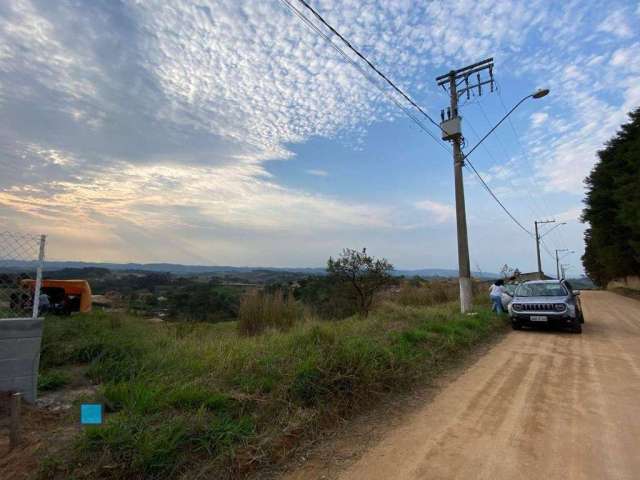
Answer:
[
  {"left": 281, "top": 0, "right": 533, "bottom": 246},
  {"left": 283, "top": 0, "right": 446, "bottom": 134},
  {"left": 278, "top": 0, "right": 450, "bottom": 153},
  {"left": 462, "top": 158, "right": 534, "bottom": 237},
  {"left": 494, "top": 81, "right": 569, "bottom": 254}
]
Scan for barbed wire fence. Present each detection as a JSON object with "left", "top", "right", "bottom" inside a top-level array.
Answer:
[{"left": 0, "top": 232, "right": 46, "bottom": 319}]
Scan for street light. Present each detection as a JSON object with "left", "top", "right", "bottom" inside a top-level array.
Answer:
[
  {"left": 540, "top": 222, "right": 567, "bottom": 239},
  {"left": 532, "top": 88, "right": 550, "bottom": 99},
  {"left": 463, "top": 88, "right": 551, "bottom": 160}
]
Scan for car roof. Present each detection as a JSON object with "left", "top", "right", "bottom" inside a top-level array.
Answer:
[{"left": 520, "top": 280, "right": 563, "bottom": 284}]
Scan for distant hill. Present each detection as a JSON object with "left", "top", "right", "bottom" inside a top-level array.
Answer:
[{"left": 0, "top": 260, "right": 498, "bottom": 279}]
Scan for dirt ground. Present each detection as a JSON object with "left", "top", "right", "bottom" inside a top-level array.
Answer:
[
  {"left": 0, "top": 386, "right": 93, "bottom": 480},
  {"left": 283, "top": 290, "right": 640, "bottom": 480}
]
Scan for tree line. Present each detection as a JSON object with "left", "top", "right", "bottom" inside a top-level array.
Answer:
[{"left": 582, "top": 107, "right": 640, "bottom": 286}]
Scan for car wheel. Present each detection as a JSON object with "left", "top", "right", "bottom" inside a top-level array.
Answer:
[
  {"left": 511, "top": 321, "right": 522, "bottom": 330},
  {"left": 579, "top": 311, "right": 585, "bottom": 324},
  {"left": 571, "top": 320, "right": 582, "bottom": 334}
]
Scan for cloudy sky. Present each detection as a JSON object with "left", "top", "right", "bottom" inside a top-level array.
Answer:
[{"left": 1, "top": 0, "right": 638, "bottom": 274}]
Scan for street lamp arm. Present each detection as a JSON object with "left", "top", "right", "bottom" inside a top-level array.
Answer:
[
  {"left": 462, "top": 94, "right": 532, "bottom": 160},
  {"left": 540, "top": 222, "right": 566, "bottom": 238}
]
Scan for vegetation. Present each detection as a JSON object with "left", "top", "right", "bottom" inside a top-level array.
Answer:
[
  {"left": 37, "top": 294, "right": 505, "bottom": 479},
  {"left": 327, "top": 248, "right": 394, "bottom": 317},
  {"left": 582, "top": 108, "right": 640, "bottom": 286},
  {"left": 38, "top": 370, "right": 72, "bottom": 392},
  {"left": 237, "top": 289, "right": 303, "bottom": 335},
  {"left": 293, "top": 275, "right": 357, "bottom": 319},
  {"left": 166, "top": 282, "right": 240, "bottom": 322}
]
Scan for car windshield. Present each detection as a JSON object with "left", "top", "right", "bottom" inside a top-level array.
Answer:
[{"left": 515, "top": 283, "right": 568, "bottom": 297}]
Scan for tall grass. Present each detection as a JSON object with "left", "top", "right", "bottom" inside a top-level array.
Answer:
[
  {"left": 38, "top": 301, "right": 506, "bottom": 480},
  {"left": 396, "top": 280, "right": 458, "bottom": 306},
  {"left": 237, "top": 290, "right": 303, "bottom": 336}
]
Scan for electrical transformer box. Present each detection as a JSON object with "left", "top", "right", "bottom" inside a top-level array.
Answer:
[{"left": 440, "top": 117, "right": 461, "bottom": 140}]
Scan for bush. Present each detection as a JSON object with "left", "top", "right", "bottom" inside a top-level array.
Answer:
[
  {"left": 396, "top": 280, "right": 458, "bottom": 306},
  {"left": 294, "top": 276, "right": 358, "bottom": 319},
  {"left": 38, "top": 370, "right": 71, "bottom": 392},
  {"left": 237, "top": 290, "right": 303, "bottom": 336}
]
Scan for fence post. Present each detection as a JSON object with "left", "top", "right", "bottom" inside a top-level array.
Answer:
[
  {"left": 10, "top": 392, "right": 22, "bottom": 448},
  {"left": 31, "top": 235, "right": 46, "bottom": 319}
]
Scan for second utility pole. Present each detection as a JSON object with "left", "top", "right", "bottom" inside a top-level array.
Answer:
[{"left": 534, "top": 219, "right": 555, "bottom": 279}]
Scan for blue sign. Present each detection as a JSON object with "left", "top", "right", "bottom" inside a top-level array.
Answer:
[{"left": 80, "top": 403, "right": 103, "bottom": 425}]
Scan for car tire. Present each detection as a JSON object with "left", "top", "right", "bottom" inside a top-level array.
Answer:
[
  {"left": 511, "top": 321, "right": 522, "bottom": 330},
  {"left": 571, "top": 320, "right": 582, "bottom": 334},
  {"left": 579, "top": 311, "right": 585, "bottom": 324}
]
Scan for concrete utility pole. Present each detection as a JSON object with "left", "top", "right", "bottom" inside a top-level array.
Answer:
[
  {"left": 436, "top": 58, "right": 495, "bottom": 313},
  {"left": 534, "top": 219, "right": 555, "bottom": 279},
  {"left": 555, "top": 249, "right": 572, "bottom": 279}
]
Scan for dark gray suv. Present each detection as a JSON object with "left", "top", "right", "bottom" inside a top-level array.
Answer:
[{"left": 508, "top": 280, "right": 584, "bottom": 333}]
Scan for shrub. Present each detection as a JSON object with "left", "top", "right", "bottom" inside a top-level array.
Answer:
[
  {"left": 38, "top": 370, "right": 71, "bottom": 392},
  {"left": 396, "top": 280, "right": 458, "bottom": 306},
  {"left": 237, "top": 290, "right": 303, "bottom": 336}
]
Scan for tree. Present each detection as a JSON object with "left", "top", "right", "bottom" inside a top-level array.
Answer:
[
  {"left": 500, "top": 264, "right": 515, "bottom": 279},
  {"left": 326, "top": 248, "right": 394, "bottom": 317},
  {"left": 582, "top": 107, "right": 640, "bottom": 286}
]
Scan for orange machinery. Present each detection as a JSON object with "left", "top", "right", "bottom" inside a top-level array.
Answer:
[{"left": 22, "top": 279, "right": 92, "bottom": 314}]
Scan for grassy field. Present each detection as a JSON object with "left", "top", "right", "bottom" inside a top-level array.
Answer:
[{"left": 37, "top": 292, "right": 505, "bottom": 479}]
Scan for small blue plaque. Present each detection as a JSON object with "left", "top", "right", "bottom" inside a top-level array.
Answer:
[{"left": 80, "top": 403, "right": 103, "bottom": 425}]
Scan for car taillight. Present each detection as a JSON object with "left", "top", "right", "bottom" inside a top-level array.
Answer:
[
  {"left": 554, "top": 304, "right": 566, "bottom": 312},
  {"left": 512, "top": 304, "right": 522, "bottom": 311}
]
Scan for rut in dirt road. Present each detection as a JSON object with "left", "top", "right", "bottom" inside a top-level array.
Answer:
[{"left": 331, "top": 291, "right": 640, "bottom": 480}]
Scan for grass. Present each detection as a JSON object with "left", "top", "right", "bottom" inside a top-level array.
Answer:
[
  {"left": 237, "top": 290, "right": 303, "bottom": 336},
  {"left": 37, "top": 299, "right": 506, "bottom": 479},
  {"left": 38, "top": 370, "right": 72, "bottom": 392}
]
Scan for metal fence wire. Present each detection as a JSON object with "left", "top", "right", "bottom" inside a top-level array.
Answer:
[{"left": 0, "top": 232, "right": 46, "bottom": 319}]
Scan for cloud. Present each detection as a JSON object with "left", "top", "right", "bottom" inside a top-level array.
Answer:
[
  {"left": 0, "top": 0, "right": 637, "bottom": 267},
  {"left": 414, "top": 200, "right": 455, "bottom": 224},
  {"left": 596, "top": 9, "right": 635, "bottom": 39},
  {"left": 554, "top": 207, "right": 583, "bottom": 223},
  {"left": 306, "top": 169, "right": 328, "bottom": 177},
  {"left": 530, "top": 111, "right": 548, "bottom": 127}
]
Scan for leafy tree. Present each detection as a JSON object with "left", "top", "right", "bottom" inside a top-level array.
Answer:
[
  {"left": 582, "top": 108, "right": 640, "bottom": 285},
  {"left": 326, "top": 248, "right": 394, "bottom": 317}
]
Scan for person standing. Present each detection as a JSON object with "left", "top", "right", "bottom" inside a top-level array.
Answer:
[
  {"left": 38, "top": 292, "right": 50, "bottom": 316},
  {"left": 489, "top": 279, "right": 506, "bottom": 314}
]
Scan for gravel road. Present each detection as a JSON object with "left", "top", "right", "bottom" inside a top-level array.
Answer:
[{"left": 337, "top": 290, "right": 640, "bottom": 480}]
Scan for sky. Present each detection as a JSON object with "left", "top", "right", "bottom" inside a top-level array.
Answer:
[{"left": 1, "top": 0, "right": 639, "bottom": 275}]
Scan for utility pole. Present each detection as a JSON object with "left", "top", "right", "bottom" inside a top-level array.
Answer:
[
  {"left": 534, "top": 219, "right": 555, "bottom": 279},
  {"left": 436, "top": 58, "right": 494, "bottom": 313},
  {"left": 555, "top": 249, "right": 571, "bottom": 279}
]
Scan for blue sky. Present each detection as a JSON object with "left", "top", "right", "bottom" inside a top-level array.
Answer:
[{"left": 1, "top": 0, "right": 639, "bottom": 275}]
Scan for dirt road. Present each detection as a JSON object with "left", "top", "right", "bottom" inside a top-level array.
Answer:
[{"left": 333, "top": 291, "right": 640, "bottom": 480}]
